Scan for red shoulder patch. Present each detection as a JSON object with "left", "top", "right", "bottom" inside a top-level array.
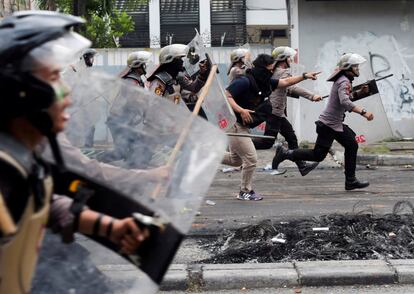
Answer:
[{"left": 345, "top": 82, "right": 351, "bottom": 96}]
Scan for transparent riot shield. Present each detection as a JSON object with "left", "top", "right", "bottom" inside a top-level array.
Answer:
[
  {"left": 202, "top": 73, "right": 236, "bottom": 131},
  {"left": 184, "top": 32, "right": 204, "bottom": 79},
  {"left": 40, "top": 70, "right": 227, "bottom": 293},
  {"left": 343, "top": 65, "right": 393, "bottom": 143},
  {"left": 185, "top": 32, "right": 236, "bottom": 131},
  {"left": 62, "top": 66, "right": 115, "bottom": 148}
]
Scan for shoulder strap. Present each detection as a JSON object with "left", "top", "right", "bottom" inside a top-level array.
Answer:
[
  {"left": 155, "top": 72, "right": 174, "bottom": 86},
  {"left": 0, "top": 151, "right": 28, "bottom": 178},
  {"left": 123, "top": 73, "right": 144, "bottom": 87},
  {"left": 244, "top": 72, "right": 260, "bottom": 95},
  {"left": 154, "top": 72, "right": 175, "bottom": 94}
]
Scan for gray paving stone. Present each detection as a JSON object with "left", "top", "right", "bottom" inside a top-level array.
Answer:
[
  {"left": 160, "top": 264, "right": 188, "bottom": 291},
  {"left": 389, "top": 259, "right": 414, "bottom": 284},
  {"left": 202, "top": 263, "right": 299, "bottom": 290},
  {"left": 296, "top": 260, "right": 396, "bottom": 286}
]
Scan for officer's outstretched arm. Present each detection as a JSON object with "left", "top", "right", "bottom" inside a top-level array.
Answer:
[{"left": 278, "top": 72, "right": 321, "bottom": 88}]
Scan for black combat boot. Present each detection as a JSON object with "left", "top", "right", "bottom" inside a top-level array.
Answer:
[
  {"left": 345, "top": 177, "right": 370, "bottom": 190},
  {"left": 272, "top": 145, "right": 294, "bottom": 170},
  {"left": 296, "top": 161, "right": 319, "bottom": 176}
]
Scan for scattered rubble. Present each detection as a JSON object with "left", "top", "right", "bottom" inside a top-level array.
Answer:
[{"left": 201, "top": 201, "right": 414, "bottom": 264}]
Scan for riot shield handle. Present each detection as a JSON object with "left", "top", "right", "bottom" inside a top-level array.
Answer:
[
  {"left": 0, "top": 194, "right": 17, "bottom": 237},
  {"left": 132, "top": 212, "right": 167, "bottom": 231}
]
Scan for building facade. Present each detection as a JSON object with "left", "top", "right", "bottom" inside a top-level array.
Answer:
[
  {"left": 118, "top": 0, "right": 289, "bottom": 48},
  {"left": 287, "top": 0, "right": 414, "bottom": 143}
]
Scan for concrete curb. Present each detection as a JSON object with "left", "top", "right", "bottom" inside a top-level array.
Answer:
[
  {"left": 98, "top": 259, "right": 414, "bottom": 291},
  {"left": 334, "top": 150, "right": 414, "bottom": 166},
  {"left": 160, "top": 260, "right": 414, "bottom": 291}
]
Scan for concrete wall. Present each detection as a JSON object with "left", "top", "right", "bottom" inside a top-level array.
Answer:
[
  {"left": 292, "top": 0, "right": 414, "bottom": 143},
  {"left": 246, "top": 0, "right": 288, "bottom": 47},
  {"left": 246, "top": 0, "right": 287, "bottom": 26}
]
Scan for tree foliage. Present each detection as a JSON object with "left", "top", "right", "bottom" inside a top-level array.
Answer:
[
  {"left": 85, "top": 10, "right": 134, "bottom": 48},
  {"left": 35, "top": 0, "right": 147, "bottom": 48}
]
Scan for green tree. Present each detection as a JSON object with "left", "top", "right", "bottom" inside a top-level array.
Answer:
[
  {"left": 35, "top": 0, "right": 148, "bottom": 48},
  {"left": 85, "top": 10, "right": 134, "bottom": 47}
]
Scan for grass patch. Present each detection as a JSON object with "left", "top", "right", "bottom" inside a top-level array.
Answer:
[{"left": 361, "top": 145, "right": 391, "bottom": 154}]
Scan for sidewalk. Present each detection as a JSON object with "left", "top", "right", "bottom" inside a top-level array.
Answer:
[
  {"left": 98, "top": 259, "right": 414, "bottom": 292},
  {"left": 333, "top": 141, "right": 414, "bottom": 166}
]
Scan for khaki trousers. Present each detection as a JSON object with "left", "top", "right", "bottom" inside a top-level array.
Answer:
[{"left": 222, "top": 123, "right": 257, "bottom": 192}]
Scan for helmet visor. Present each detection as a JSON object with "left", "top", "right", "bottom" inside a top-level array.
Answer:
[
  {"left": 348, "top": 54, "right": 367, "bottom": 66},
  {"left": 284, "top": 47, "right": 297, "bottom": 62},
  {"left": 22, "top": 31, "right": 91, "bottom": 73}
]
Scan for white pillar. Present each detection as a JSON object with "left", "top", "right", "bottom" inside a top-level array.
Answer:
[
  {"left": 289, "top": 0, "right": 299, "bottom": 59},
  {"left": 199, "top": 0, "right": 211, "bottom": 47},
  {"left": 149, "top": 0, "right": 161, "bottom": 48},
  {"left": 288, "top": 0, "right": 302, "bottom": 141}
]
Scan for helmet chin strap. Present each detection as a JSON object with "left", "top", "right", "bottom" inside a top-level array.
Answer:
[
  {"left": 277, "top": 60, "right": 289, "bottom": 69},
  {"left": 344, "top": 69, "right": 356, "bottom": 81},
  {"left": 47, "top": 133, "right": 65, "bottom": 167},
  {"left": 28, "top": 111, "right": 65, "bottom": 168},
  {"left": 351, "top": 66, "right": 360, "bottom": 77}
]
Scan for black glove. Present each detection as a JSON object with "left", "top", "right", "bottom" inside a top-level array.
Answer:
[{"left": 198, "top": 58, "right": 211, "bottom": 81}]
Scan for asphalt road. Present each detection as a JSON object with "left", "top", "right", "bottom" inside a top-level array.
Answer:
[{"left": 192, "top": 149, "right": 414, "bottom": 235}]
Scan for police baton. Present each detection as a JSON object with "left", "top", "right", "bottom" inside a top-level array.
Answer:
[{"left": 321, "top": 74, "right": 393, "bottom": 100}]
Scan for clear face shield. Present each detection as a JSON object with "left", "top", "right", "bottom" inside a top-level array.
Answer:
[
  {"left": 23, "top": 31, "right": 91, "bottom": 75},
  {"left": 278, "top": 47, "right": 297, "bottom": 69},
  {"left": 349, "top": 55, "right": 367, "bottom": 77},
  {"left": 143, "top": 55, "right": 157, "bottom": 77},
  {"left": 242, "top": 51, "right": 252, "bottom": 69},
  {"left": 83, "top": 55, "right": 95, "bottom": 67},
  {"left": 22, "top": 31, "right": 91, "bottom": 101},
  {"left": 341, "top": 54, "right": 367, "bottom": 77},
  {"left": 351, "top": 64, "right": 361, "bottom": 77}
]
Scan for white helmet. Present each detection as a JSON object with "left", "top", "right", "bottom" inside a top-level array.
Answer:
[
  {"left": 271, "top": 46, "right": 296, "bottom": 62},
  {"left": 327, "top": 53, "right": 367, "bottom": 81},
  {"left": 230, "top": 48, "right": 251, "bottom": 64},
  {"left": 127, "top": 51, "right": 152, "bottom": 68},
  {"left": 337, "top": 53, "right": 366, "bottom": 70},
  {"left": 159, "top": 44, "right": 188, "bottom": 64}
]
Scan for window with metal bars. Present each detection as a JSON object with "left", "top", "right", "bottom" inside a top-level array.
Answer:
[
  {"left": 210, "top": 0, "right": 247, "bottom": 46},
  {"left": 160, "top": 0, "right": 200, "bottom": 46},
  {"left": 116, "top": 0, "right": 150, "bottom": 48}
]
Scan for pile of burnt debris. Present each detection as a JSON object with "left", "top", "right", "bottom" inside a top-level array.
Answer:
[{"left": 202, "top": 201, "right": 414, "bottom": 264}]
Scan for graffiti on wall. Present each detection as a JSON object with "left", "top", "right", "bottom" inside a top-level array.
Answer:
[
  {"left": 369, "top": 50, "right": 414, "bottom": 116},
  {"left": 315, "top": 33, "right": 414, "bottom": 120}
]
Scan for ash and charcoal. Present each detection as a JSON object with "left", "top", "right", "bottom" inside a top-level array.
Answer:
[{"left": 201, "top": 201, "right": 414, "bottom": 264}]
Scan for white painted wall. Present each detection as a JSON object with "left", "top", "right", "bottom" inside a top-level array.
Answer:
[
  {"left": 199, "top": 0, "right": 211, "bottom": 47},
  {"left": 246, "top": 0, "right": 288, "bottom": 26},
  {"left": 246, "top": 10, "right": 287, "bottom": 26},
  {"left": 149, "top": 0, "right": 161, "bottom": 48},
  {"left": 246, "top": 0, "right": 286, "bottom": 10}
]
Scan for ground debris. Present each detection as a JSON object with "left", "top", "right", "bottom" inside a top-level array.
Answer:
[{"left": 201, "top": 203, "right": 414, "bottom": 264}]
